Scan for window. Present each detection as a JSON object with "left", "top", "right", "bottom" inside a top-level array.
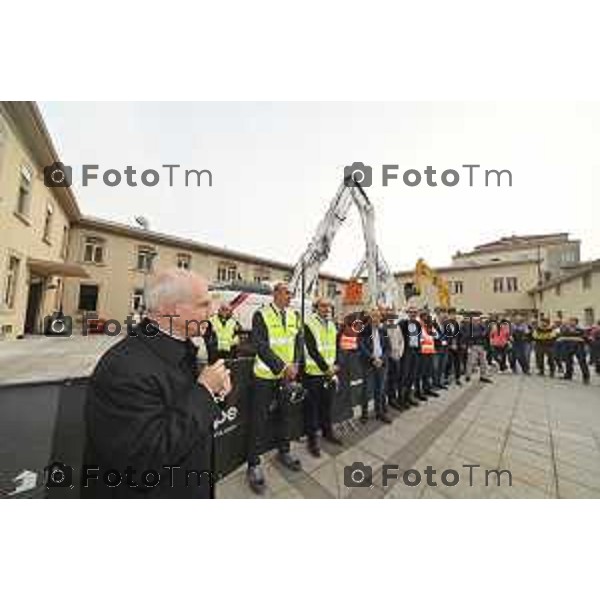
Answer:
[
  {"left": 253, "top": 268, "right": 271, "bottom": 283},
  {"left": 555, "top": 284, "right": 561, "bottom": 297},
  {"left": 584, "top": 308, "right": 595, "bottom": 327},
  {"left": 83, "top": 236, "right": 105, "bottom": 264},
  {"left": 327, "top": 282, "right": 337, "bottom": 299},
  {"left": 506, "top": 277, "right": 518, "bottom": 292},
  {"left": 137, "top": 246, "right": 156, "bottom": 272},
  {"left": 217, "top": 263, "right": 238, "bottom": 282},
  {"left": 176, "top": 253, "right": 191, "bottom": 270},
  {"left": 556, "top": 310, "right": 563, "bottom": 319},
  {"left": 43, "top": 204, "right": 54, "bottom": 243},
  {"left": 78, "top": 284, "right": 99, "bottom": 312},
  {"left": 450, "top": 280, "right": 464, "bottom": 294},
  {"left": 493, "top": 277, "right": 504, "bottom": 293},
  {"left": 283, "top": 273, "right": 292, "bottom": 283},
  {"left": 582, "top": 272, "right": 592, "bottom": 290},
  {"left": 16, "top": 165, "right": 33, "bottom": 217},
  {"left": 131, "top": 288, "right": 144, "bottom": 311},
  {"left": 539, "top": 292, "right": 544, "bottom": 303},
  {"left": 61, "top": 226, "right": 69, "bottom": 259},
  {"left": 3, "top": 256, "right": 20, "bottom": 308}
]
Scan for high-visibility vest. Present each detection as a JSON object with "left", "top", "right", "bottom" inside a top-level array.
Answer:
[
  {"left": 209, "top": 315, "right": 239, "bottom": 352},
  {"left": 420, "top": 322, "right": 436, "bottom": 354},
  {"left": 305, "top": 314, "right": 337, "bottom": 376},
  {"left": 253, "top": 305, "right": 299, "bottom": 380}
]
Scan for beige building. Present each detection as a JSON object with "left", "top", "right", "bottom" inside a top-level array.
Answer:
[
  {"left": 395, "top": 259, "right": 540, "bottom": 315},
  {"left": 451, "top": 233, "right": 581, "bottom": 280},
  {"left": 0, "top": 101, "right": 346, "bottom": 339},
  {"left": 530, "top": 260, "right": 600, "bottom": 326},
  {"left": 0, "top": 102, "right": 86, "bottom": 339},
  {"left": 394, "top": 233, "right": 589, "bottom": 316},
  {"left": 62, "top": 216, "right": 346, "bottom": 331}
]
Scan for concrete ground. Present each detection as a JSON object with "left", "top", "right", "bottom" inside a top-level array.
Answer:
[
  {"left": 0, "top": 335, "right": 121, "bottom": 385},
  {"left": 2, "top": 337, "right": 598, "bottom": 498},
  {"left": 218, "top": 371, "right": 600, "bottom": 499}
]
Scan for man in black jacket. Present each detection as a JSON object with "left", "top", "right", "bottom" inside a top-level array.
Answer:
[
  {"left": 359, "top": 308, "right": 392, "bottom": 423},
  {"left": 83, "top": 269, "right": 231, "bottom": 499},
  {"left": 303, "top": 298, "right": 343, "bottom": 457},
  {"left": 247, "top": 282, "right": 303, "bottom": 494},
  {"left": 398, "top": 305, "right": 423, "bottom": 407}
]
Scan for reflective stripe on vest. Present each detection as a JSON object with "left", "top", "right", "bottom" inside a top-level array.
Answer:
[
  {"left": 253, "top": 305, "right": 299, "bottom": 379},
  {"left": 210, "top": 316, "right": 238, "bottom": 352},
  {"left": 305, "top": 314, "right": 337, "bottom": 376},
  {"left": 420, "top": 324, "right": 435, "bottom": 354},
  {"left": 340, "top": 333, "right": 358, "bottom": 351}
]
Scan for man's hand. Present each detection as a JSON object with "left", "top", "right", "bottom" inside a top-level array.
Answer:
[
  {"left": 282, "top": 364, "right": 298, "bottom": 381},
  {"left": 328, "top": 365, "right": 339, "bottom": 377},
  {"left": 373, "top": 358, "right": 383, "bottom": 369},
  {"left": 198, "top": 359, "right": 232, "bottom": 397}
]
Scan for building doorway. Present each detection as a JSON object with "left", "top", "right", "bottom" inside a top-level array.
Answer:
[{"left": 24, "top": 275, "right": 44, "bottom": 334}]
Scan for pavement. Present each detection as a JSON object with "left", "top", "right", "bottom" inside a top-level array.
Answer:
[
  {"left": 0, "top": 335, "right": 121, "bottom": 385},
  {"left": 218, "top": 370, "right": 600, "bottom": 499},
  {"left": 2, "top": 337, "right": 598, "bottom": 498}
]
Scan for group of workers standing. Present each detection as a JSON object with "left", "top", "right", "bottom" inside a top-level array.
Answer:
[{"left": 207, "top": 281, "right": 600, "bottom": 495}]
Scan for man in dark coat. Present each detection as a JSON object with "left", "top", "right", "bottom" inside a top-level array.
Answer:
[
  {"left": 83, "top": 269, "right": 231, "bottom": 499},
  {"left": 358, "top": 308, "right": 392, "bottom": 423}
]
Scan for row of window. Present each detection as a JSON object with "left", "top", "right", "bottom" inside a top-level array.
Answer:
[
  {"left": 14, "top": 163, "right": 70, "bottom": 256},
  {"left": 438, "top": 277, "right": 519, "bottom": 296},
  {"left": 539, "top": 271, "right": 593, "bottom": 302},
  {"left": 81, "top": 237, "right": 340, "bottom": 295},
  {"left": 492, "top": 276, "right": 519, "bottom": 293}
]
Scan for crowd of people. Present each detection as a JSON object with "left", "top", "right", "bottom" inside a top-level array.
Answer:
[
  {"left": 337, "top": 307, "right": 600, "bottom": 429},
  {"left": 83, "top": 270, "right": 599, "bottom": 498}
]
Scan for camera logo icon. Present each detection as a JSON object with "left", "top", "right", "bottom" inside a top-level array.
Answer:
[
  {"left": 344, "top": 162, "right": 372, "bottom": 187},
  {"left": 344, "top": 461, "right": 373, "bottom": 488},
  {"left": 43, "top": 312, "right": 73, "bottom": 337},
  {"left": 44, "top": 161, "right": 72, "bottom": 187},
  {"left": 44, "top": 462, "right": 73, "bottom": 488}
]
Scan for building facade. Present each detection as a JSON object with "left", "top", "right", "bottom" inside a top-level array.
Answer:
[
  {"left": 530, "top": 261, "right": 600, "bottom": 326},
  {"left": 395, "top": 259, "right": 540, "bottom": 315},
  {"left": 62, "top": 216, "right": 346, "bottom": 331},
  {"left": 451, "top": 233, "right": 581, "bottom": 280},
  {"left": 0, "top": 102, "right": 346, "bottom": 339},
  {"left": 0, "top": 102, "right": 85, "bottom": 339}
]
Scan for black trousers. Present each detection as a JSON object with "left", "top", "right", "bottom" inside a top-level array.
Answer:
[
  {"left": 491, "top": 346, "right": 508, "bottom": 371},
  {"left": 418, "top": 354, "right": 434, "bottom": 393},
  {"left": 247, "top": 377, "right": 291, "bottom": 467},
  {"left": 401, "top": 349, "right": 420, "bottom": 394},
  {"left": 564, "top": 344, "right": 590, "bottom": 381},
  {"left": 386, "top": 357, "right": 403, "bottom": 400},
  {"left": 446, "top": 348, "right": 462, "bottom": 382},
  {"left": 303, "top": 375, "right": 334, "bottom": 441},
  {"left": 535, "top": 343, "right": 555, "bottom": 375},
  {"left": 362, "top": 364, "right": 387, "bottom": 415}
]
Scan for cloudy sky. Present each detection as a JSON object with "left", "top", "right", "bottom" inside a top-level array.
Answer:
[{"left": 39, "top": 102, "right": 600, "bottom": 277}]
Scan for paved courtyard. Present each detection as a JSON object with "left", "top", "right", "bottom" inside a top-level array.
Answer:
[{"left": 219, "top": 371, "right": 600, "bottom": 499}]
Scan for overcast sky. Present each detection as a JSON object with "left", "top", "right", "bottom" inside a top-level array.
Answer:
[{"left": 39, "top": 102, "right": 600, "bottom": 277}]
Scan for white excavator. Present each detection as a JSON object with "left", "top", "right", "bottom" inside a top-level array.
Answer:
[
  {"left": 209, "top": 174, "right": 399, "bottom": 332},
  {"left": 288, "top": 174, "right": 399, "bottom": 310}
]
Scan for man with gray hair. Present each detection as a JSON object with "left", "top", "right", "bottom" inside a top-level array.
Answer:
[{"left": 84, "top": 269, "right": 231, "bottom": 499}]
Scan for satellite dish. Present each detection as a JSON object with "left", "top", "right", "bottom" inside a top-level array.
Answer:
[{"left": 134, "top": 215, "right": 150, "bottom": 230}]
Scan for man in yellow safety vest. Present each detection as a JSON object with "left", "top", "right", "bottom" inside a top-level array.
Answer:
[
  {"left": 303, "top": 297, "right": 343, "bottom": 457},
  {"left": 247, "top": 281, "right": 302, "bottom": 494},
  {"left": 209, "top": 304, "right": 241, "bottom": 360}
]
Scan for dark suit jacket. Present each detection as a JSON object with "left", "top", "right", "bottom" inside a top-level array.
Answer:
[
  {"left": 83, "top": 325, "right": 220, "bottom": 499},
  {"left": 358, "top": 324, "right": 391, "bottom": 366}
]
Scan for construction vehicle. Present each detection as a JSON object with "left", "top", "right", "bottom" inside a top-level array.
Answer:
[
  {"left": 413, "top": 258, "right": 451, "bottom": 309},
  {"left": 288, "top": 175, "right": 399, "bottom": 310}
]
